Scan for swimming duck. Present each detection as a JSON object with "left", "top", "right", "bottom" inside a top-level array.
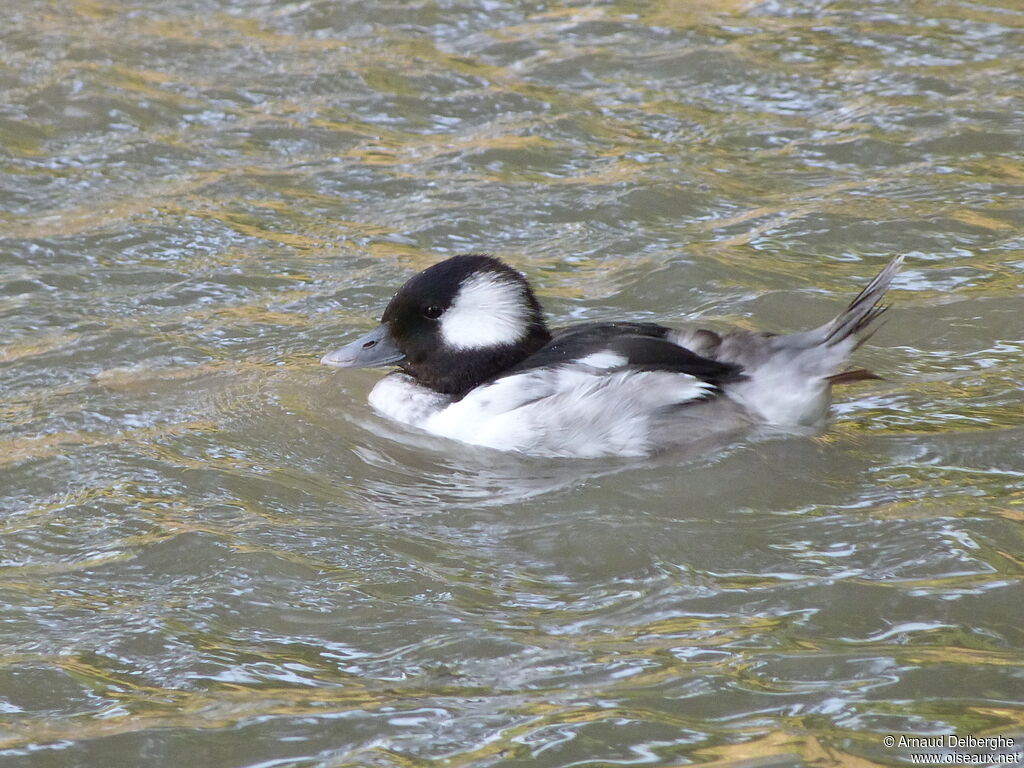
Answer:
[{"left": 321, "top": 254, "right": 902, "bottom": 457}]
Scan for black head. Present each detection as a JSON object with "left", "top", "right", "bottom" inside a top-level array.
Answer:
[
  {"left": 322, "top": 254, "right": 551, "bottom": 397},
  {"left": 384, "top": 254, "right": 550, "bottom": 395}
]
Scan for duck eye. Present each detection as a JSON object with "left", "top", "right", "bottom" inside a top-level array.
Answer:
[{"left": 423, "top": 306, "right": 443, "bottom": 319}]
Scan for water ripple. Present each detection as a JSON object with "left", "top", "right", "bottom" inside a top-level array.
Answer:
[{"left": 2, "top": 0, "right": 1024, "bottom": 766}]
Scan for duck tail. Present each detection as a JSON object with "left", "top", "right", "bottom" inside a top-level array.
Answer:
[
  {"left": 719, "top": 256, "right": 903, "bottom": 427},
  {"left": 825, "top": 368, "right": 884, "bottom": 385},
  {"left": 823, "top": 254, "right": 904, "bottom": 349}
]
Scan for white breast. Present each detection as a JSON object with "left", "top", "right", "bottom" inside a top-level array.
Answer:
[{"left": 368, "top": 374, "right": 453, "bottom": 425}]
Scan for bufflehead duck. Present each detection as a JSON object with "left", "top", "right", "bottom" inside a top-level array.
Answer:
[{"left": 321, "top": 254, "right": 903, "bottom": 458}]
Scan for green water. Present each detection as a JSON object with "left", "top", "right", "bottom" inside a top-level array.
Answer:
[{"left": 1, "top": 1, "right": 1022, "bottom": 766}]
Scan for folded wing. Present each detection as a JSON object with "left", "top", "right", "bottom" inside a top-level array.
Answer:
[{"left": 424, "top": 323, "right": 745, "bottom": 456}]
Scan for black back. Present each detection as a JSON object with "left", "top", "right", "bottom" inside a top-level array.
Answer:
[{"left": 500, "top": 322, "right": 744, "bottom": 389}]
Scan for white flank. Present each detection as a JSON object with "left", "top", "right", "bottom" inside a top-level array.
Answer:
[
  {"left": 425, "top": 368, "right": 714, "bottom": 457},
  {"left": 439, "top": 271, "right": 529, "bottom": 350}
]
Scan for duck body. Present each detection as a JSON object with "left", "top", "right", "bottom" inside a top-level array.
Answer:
[{"left": 321, "top": 254, "right": 903, "bottom": 458}]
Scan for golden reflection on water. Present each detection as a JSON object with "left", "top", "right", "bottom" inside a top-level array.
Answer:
[{"left": 2, "top": 0, "right": 1024, "bottom": 765}]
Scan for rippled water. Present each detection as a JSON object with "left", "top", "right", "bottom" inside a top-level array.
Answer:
[{"left": 2, "top": 1, "right": 1023, "bottom": 766}]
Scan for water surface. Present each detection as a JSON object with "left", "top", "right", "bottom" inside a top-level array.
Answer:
[{"left": 1, "top": 0, "right": 1023, "bottom": 766}]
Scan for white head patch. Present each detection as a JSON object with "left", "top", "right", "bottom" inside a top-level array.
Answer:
[{"left": 439, "top": 271, "right": 529, "bottom": 350}]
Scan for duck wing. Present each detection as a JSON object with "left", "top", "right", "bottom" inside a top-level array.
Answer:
[{"left": 502, "top": 322, "right": 743, "bottom": 389}]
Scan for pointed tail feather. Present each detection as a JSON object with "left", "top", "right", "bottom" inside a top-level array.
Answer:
[
  {"left": 824, "top": 254, "right": 904, "bottom": 348},
  {"left": 826, "top": 368, "right": 884, "bottom": 385}
]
